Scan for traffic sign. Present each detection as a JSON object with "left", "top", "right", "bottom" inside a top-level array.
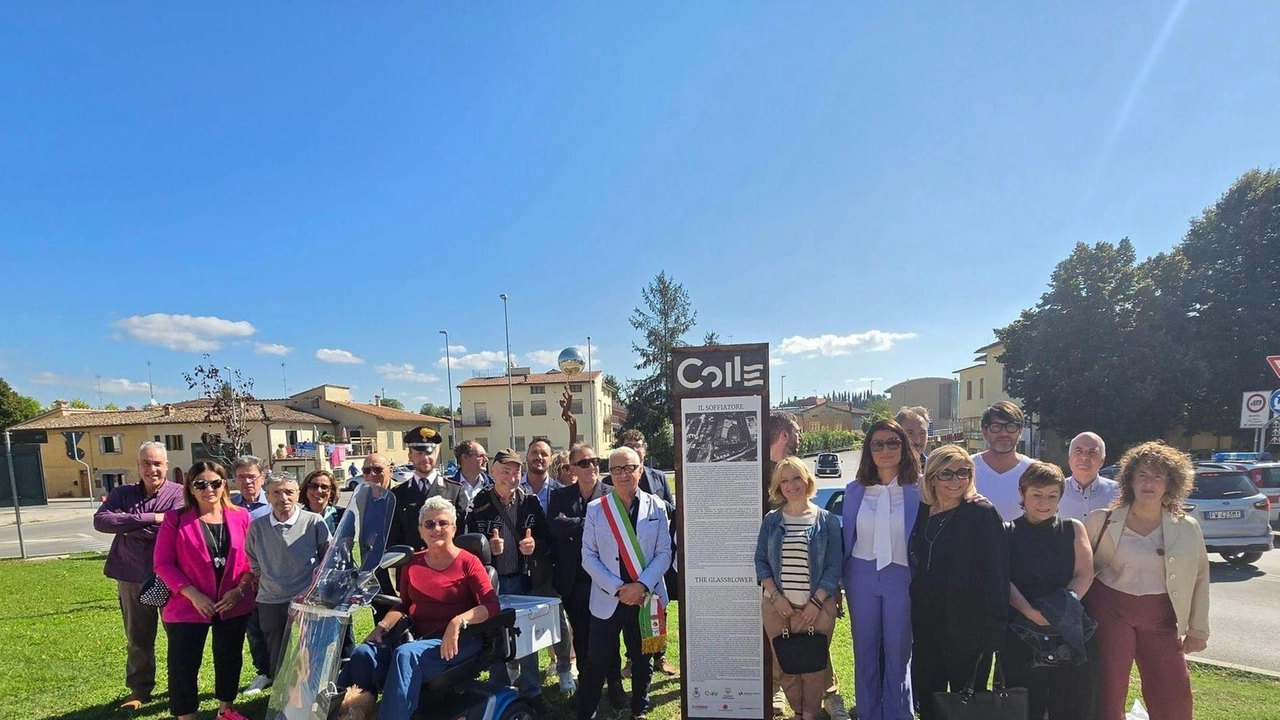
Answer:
[
  {"left": 62, "top": 431, "right": 86, "bottom": 462},
  {"left": 1272, "top": 389, "right": 1280, "bottom": 415},
  {"left": 1269, "top": 355, "right": 1280, "bottom": 380},
  {"left": 1241, "top": 391, "right": 1271, "bottom": 429}
]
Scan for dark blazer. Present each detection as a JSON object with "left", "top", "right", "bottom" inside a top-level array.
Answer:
[
  {"left": 389, "top": 473, "right": 469, "bottom": 552},
  {"left": 909, "top": 500, "right": 1010, "bottom": 654},
  {"left": 466, "top": 487, "right": 551, "bottom": 585},
  {"left": 546, "top": 480, "right": 612, "bottom": 598}
]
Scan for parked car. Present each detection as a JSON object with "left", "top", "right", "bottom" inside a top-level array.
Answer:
[
  {"left": 815, "top": 453, "right": 843, "bottom": 479},
  {"left": 1185, "top": 469, "right": 1273, "bottom": 566},
  {"left": 1247, "top": 462, "right": 1280, "bottom": 528},
  {"left": 392, "top": 464, "right": 415, "bottom": 484},
  {"left": 1099, "top": 464, "right": 1120, "bottom": 479},
  {"left": 812, "top": 480, "right": 846, "bottom": 524}
]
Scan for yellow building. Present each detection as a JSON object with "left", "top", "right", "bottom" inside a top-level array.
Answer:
[
  {"left": 954, "top": 341, "right": 1023, "bottom": 453},
  {"left": 794, "top": 400, "right": 869, "bottom": 434},
  {"left": 10, "top": 400, "right": 335, "bottom": 499},
  {"left": 271, "top": 384, "right": 452, "bottom": 469},
  {"left": 456, "top": 369, "right": 615, "bottom": 453}
]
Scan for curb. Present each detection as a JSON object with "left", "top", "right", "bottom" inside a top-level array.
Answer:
[{"left": 1188, "top": 656, "right": 1280, "bottom": 680}]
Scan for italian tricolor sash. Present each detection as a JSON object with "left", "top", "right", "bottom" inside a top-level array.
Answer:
[{"left": 600, "top": 492, "right": 667, "bottom": 653}]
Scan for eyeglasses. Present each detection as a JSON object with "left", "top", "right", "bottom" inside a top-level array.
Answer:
[
  {"left": 419, "top": 519, "right": 453, "bottom": 530},
  {"left": 985, "top": 422, "right": 1022, "bottom": 434},
  {"left": 573, "top": 458, "right": 597, "bottom": 469},
  {"left": 309, "top": 484, "right": 333, "bottom": 492},
  {"left": 235, "top": 473, "right": 262, "bottom": 481},
  {"left": 869, "top": 439, "right": 903, "bottom": 452},
  {"left": 362, "top": 466, "right": 385, "bottom": 474},
  {"left": 192, "top": 479, "right": 224, "bottom": 491},
  {"left": 933, "top": 468, "right": 974, "bottom": 482},
  {"left": 609, "top": 464, "right": 640, "bottom": 476}
]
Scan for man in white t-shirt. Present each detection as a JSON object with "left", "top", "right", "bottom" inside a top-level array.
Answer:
[{"left": 971, "top": 401, "right": 1034, "bottom": 520}]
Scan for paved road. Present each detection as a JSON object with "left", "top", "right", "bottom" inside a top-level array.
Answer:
[{"left": 5, "top": 462, "right": 1280, "bottom": 673}]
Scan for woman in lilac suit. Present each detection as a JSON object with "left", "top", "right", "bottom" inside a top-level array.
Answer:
[
  {"left": 842, "top": 419, "right": 922, "bottom": 720},
  {"left": 153, "top": 461, "right": 256, "bottom": 720}
]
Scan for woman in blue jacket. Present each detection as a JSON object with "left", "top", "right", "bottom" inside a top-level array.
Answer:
[
  {"left": 842, "top": 419, "right": 922, "bottom": 720},
  {"left": 755, "top": 455, "right": 843, "bottom": 720}
]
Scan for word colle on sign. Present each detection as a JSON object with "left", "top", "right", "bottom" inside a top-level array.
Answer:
[{"left": 677, "top": 355, "right": 764, "bottom": 391}]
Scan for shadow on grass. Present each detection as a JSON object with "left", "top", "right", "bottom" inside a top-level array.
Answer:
[
  {"left": 32, "top": 691, "right": 270, "bottom": 720},
  {"left": 0, "top": 599, "right": 115, "bottom": 622}
]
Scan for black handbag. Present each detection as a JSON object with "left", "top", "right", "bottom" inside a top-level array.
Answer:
[
  {"left": 932, "top": 653, "right": 1028, "bottom": 720},
  {"left": 138, "top": 572, "right": 171, "bottom": 608},
  {"left": 771, "top": 625, "right": 829, "bottom": 675}
]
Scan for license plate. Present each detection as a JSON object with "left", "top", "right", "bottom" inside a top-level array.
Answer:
[{"left": 1205, "top": 510, "right": 1243, "bottom": 520}]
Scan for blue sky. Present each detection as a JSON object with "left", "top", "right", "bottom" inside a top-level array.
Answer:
[{"left": 2, "top": 2, "right": 1278, "bottom": 410}]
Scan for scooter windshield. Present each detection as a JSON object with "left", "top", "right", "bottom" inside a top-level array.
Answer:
[{"left": 266, "top": 482, "right": 395, "bottom": 720}]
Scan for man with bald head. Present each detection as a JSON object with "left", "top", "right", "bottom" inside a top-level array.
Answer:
[
  {"left": 1058, "top": 431, "right": 1118, "bottom": 522},
  {"left": 94, "top": 441, "right": 185, "bottom": 711}
]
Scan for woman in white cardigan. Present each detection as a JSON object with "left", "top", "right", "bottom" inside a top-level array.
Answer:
[{"left": 1083, "top": 441, "right": 1208, "bottom": 720}]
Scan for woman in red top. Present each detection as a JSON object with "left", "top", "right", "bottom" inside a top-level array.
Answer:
[
  {"left": 153, "top": 461, "right": 256, "bottom": 720},
  {"left": 338, "top": 495, "right": 500, "bottom": 719}
]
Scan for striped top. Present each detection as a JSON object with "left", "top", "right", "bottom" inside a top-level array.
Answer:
[{"left": 779, "top": 507, "right": 817, "bottom": 605}]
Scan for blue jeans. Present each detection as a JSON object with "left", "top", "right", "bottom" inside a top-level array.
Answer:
[
  {"left": 492, "top": 573, "right": 543, "bottom": 698},
  {"left": 339, "top": 636, "right": 482, "bottom": 720}
]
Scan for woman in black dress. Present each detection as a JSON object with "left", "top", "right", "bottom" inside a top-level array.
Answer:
[
  {"left": 1005, "top": 461, "right": 1097, "bottom": 719},
  {"left": 908, "top": 444, "right": 1009, "bottom": 720}
]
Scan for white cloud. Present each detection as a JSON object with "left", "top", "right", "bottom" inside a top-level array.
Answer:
[
  {"left": 447, "top": 344, "right": 467, "bottom": 353},
  {"left": 316, "top": 348, "right": 364, "bottom": 364},
  {"left": 375, "top": 363, "right": 438, "bottom": 384},
  {"left": 778, "top": 330, "right": 918, "bottom": 357},
  {"left": 255, "top": 342, "right": 294, "bottom": 356},
  {"left": 31, "top": 371, "right": 166, "bottom": 395},
  {"left": 436, "top": 350, "right": 507, "bottom": 370},
  {"left": 770, "top": 357, "right": 787, "bottom": 366},
  {"left": 111, "top": 313, "right": 256, "bottom": 352}
]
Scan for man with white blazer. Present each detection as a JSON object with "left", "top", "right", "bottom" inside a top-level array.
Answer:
[{"left": 577, "top": 446, "right": 672, "bottom": 720}]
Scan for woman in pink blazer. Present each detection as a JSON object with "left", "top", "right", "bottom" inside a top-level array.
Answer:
[{"left": 154, "top": 461, "right": 256, "bottom": 720}]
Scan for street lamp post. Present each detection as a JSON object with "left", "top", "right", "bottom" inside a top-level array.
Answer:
[
  {"left": 439, "top": 330, "right": 457, "bottom": 448},
  {"left": 499, "top": 294, "right": 515, "bottom": 448},
  {"left": 586, "top": 336, "right": 595, "bottom": 448}
]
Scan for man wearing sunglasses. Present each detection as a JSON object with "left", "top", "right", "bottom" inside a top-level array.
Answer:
[
  {"left": 549, "top": 444, "right": 626, "bottom": 707},
  {"left": 94, "top": 441, "right": 186, "bottom": 712},
  {"left": 389, "top": 426, "right": 468, "bottom": 553},
  {"left": 971, "top": 401, "right": 1034, "bottom": 520}
]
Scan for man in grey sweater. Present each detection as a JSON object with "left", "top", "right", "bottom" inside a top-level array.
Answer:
[{"left": 246, "top": 473, "right": 332, "bottom": 678}]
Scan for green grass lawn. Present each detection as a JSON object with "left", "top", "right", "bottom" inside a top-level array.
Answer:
[{"left": 2, "top": 554, "right": 1276, "bottom": 719}]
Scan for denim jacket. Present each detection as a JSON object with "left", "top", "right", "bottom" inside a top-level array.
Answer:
[{"left": 754, "top": 505, "right": 843, "bottom": 598}]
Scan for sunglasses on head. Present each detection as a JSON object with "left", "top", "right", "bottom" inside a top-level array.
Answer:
[
  {"left": 192, "top": 479, "right": 224, "bottom": 491},
  {"left": 573, "top": 458, "right": 597, "bottom": 469}
]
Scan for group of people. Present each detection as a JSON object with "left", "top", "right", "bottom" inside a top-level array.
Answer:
[
  {"left": 758, "top": 401, "right": 1210, "bottom": 720},
  {"left": 95, "top": 426, "right": 678, "bottom": 720}
]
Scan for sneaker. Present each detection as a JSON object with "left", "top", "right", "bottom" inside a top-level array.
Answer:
[
  {"left": 558, "top": 670, "right": 577, "bottom": 694},
  {"left": 772, "top": 687, "right": 787, "bottom": 718},
  {"left": 217, "top": 710, "right": 252, "bottom": 720},
  {"left": 525, "top": 695, "right": 552, "bottom": 715},
  {"left": 242, "top": 674, "right": 273, "bottom": 695},
  {"left": 824, "top": 693, "right": 850, "bottom": 720}
]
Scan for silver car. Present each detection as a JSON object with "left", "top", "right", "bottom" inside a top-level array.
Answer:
[
  {"left": 1185, "top": 469, "right": 1273, "bottom": 566},
  {"left": 1247, "top": 463, "right": 1280, "bottom": 527}
]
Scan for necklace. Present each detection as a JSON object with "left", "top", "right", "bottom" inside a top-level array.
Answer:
[
  {"left": 921, "top": 507, "right": 957, "bottom": 571},
  {"left": 203, "top": 520, "right": 228, "bottom": 569}
]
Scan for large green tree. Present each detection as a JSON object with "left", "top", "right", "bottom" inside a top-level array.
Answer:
[
  {"left": 998, "top": 239, "right": 1188, "bottom": 457},
  {"left": 1175, "top": 169, "right": 1280, "bottom": 433},
  {"left": 626, "top": 271, "right": 698, "bottom": 441},
  {"left": 0, "top": 378, "right": 43, "bottom": 430}
]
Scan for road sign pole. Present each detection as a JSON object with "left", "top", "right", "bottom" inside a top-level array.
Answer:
[{"left": 4, "top": 431, "right": 28, "bottom": 560}]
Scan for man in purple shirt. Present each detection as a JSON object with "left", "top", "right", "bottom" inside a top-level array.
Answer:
[{"left": 93, "top": 440, "right": 185, "bottom": 712}]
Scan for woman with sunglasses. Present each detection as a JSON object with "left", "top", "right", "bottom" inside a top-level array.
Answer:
[
  {"left": 338, "top": 496, "right": 499, "bottom": 718},
  {"left": 301, "top": 470, "right": 344, "bottom": 533},
  {"left": 153, "top": 461, "right": 256, "bottom": 720},
  {"left": 841, "top": 419, "right": 921, "bottom": 720},
  {"left": 908, "top": 445, "right": 1009, "bottom": 720}
]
